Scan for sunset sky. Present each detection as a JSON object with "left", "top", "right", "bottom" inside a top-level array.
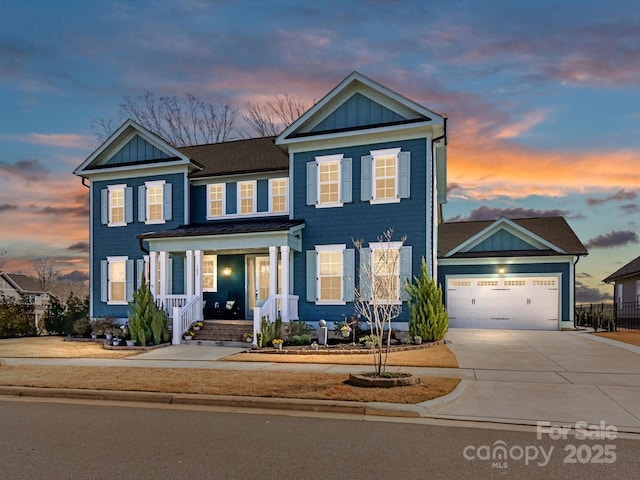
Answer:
[{"left": 0, "top": 0, "right": 638, "bottom": 302}]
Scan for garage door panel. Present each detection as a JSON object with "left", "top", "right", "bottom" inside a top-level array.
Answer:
[{"left": 447, "top": 276, "right": 559, "bottom": 330}]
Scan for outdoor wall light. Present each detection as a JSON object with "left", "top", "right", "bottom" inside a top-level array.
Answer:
[
  {"left": 222, "top": 266, "right": 232, "bottom": 276},
  {"left": 497, "top": 266, "right": 506, "bottom": 274}
]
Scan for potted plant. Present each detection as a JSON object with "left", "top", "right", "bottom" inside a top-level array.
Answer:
[
  {"left": 192, "top": 321, "right": 204, "bottom": 331},
  {"left": 183, "top": 330, "right": 195, "bottom": 341},
  {"left": 272, "top": 338, "right": 284, "bottom": 350},
  {"left": 340, "top": 324, "right": 351, "bottom": 339},
  {"left": 414, "top": 335, "right": 422, "bottom": 345},
  {"left": 311, "top": 341, "right": 319, "bottom": 351},
  {"left": 243, "top": 332, "right": 253, "bottom": 343}
]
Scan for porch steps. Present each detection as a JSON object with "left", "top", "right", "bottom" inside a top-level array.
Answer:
[{"left": 189, "top": 320, "right": 253, "bottom": 344}]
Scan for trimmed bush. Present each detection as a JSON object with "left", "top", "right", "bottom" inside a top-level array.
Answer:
[{"left": 406, "top": 257, "right": 448, "bottom": 342}]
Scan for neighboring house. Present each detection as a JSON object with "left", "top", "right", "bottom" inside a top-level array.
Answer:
[
  {"left": 74, "top": 72, "right": 448, "bottom": 342},
  {"left": 603, "top": 256, "right": 640, "bottom": 327},
  {"left": 437, "top": 217, "right": 588, "bottom": 330},
  {"left": 0, "top": 272, "right": 50, "bottom": 329}
]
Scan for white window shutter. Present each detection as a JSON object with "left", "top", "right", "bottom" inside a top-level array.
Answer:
[
  {"left": 138, "top": 185, "right": 146, "bottom": 222},
  {"left": 100, "top": 260, "right": 108, "bottom": 302},
  {"left": 124, "top": 187, "right": 133, "bottom": 224},
  {"left": 101, "top": 189, "right": 108, "bottom": 225},
  {"left": 306, "top": 162, "right": 317, "bottom": 205},
  {"left": 306, "top": 250, "right": 317, "bottom": 302},
  {"left": 399, "top": 246, "right": 412, "bottom": 301},
  {"left": 163, "top": 183, "right": 172, "bottom": 221},
  {"left": 398, "top": 152, "right": 411, "bottom": 199},
  {"left": 360, "top": 155, "right": 372, "bottom": 201},
  {"left": 340, "top": 158, "right": 352, "bottom": 203},
  {"left": 343, "top": 248, "right": 355, "bottom": 302}
]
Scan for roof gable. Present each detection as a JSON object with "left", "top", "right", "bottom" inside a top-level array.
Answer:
[
  {"left": 439, "top": 217, "right": 588, "bottom": 258},
  {"left": 74, "top": 119, "right": 198, "bottom": 176},
  {"left": 0, "top": 272, "right": 43, "bottom": 294},
  {"left": 276, "top": 71, "right": 445, "bottom": 144},
  {"left": 603, "top": 255, "right": 640, "bottom": 283}
]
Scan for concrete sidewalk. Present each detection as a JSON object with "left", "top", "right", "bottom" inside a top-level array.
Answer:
[{"left": 2, "top": 330, "right": 640, "bottom": 433}]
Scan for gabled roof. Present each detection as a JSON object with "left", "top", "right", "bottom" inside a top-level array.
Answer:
[
  {"left": 0, "top": 272, "right": 43, "bottom": 294},
  {"left": 276, "top": 71, "right": 446, "bottom": 144},
  {"left": 603, "top": 255, "right": 640, "bottom": 283},
  {"left": 439, "top": 216, "right": 588, "bottom": 258},
  {"left": 181, "top": 137, "right": 288, "bottom": 178},
  {"left": 74, "top": 119, "right": 201, "bottom": 176}
]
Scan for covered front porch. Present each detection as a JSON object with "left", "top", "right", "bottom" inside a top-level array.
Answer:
[{"left": 138, "top": 217, "right": 304, "bottom": 345}]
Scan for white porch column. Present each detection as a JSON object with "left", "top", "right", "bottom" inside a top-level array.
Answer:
[
  {"left": 281, "top": 245, "right": 290, "bottom": 322},
  {"left": 269, "top": 246, "right": 278, "bottom": 320},
  {"left": 194, "top": 250, "right": 203, "bottom": 298},
  {"left": 159, "top": 251, "right": 169, "bottom": 302},
  {"left": 149, "top": 251, "right": 158, "bottom": 298},
  {"left": 186, "top": 250, "right": 194, "bottom": 298}
]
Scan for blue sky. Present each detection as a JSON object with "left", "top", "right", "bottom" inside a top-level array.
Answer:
[{"left": 0, "top": 0, "right": 638, "bottom": 300}]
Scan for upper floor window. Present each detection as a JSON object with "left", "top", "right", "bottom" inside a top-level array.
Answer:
[
  {"left": 101, "top": 184, "right": 133, "bottom": 227},
  {"left": 138, "top": 181, "right": 172, "bottom": 224},
  {"left": 238, "top": 181, "right": 256, "bottom": 215},
  {"left": 306, "top": 154, "right": 352, "bottom": 208},
  {"left": 269, "top": 178, "right": 288, "bottom": 213},
  {"left": 207, "top": 183, "right": 226, "bottom": 218},
  {"left": 361, "top": 148, "right": 410, "bottom": 204}
]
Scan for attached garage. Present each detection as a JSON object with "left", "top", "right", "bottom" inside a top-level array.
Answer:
[
  {"left": 438, "top": 217, "right": 588, "bottom": 331},
  {"left": 446, "top": 275, "right": 559, "bottom": 330}
]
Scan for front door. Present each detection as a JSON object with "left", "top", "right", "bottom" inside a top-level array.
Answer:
[{"left": 247, "top": 256, "right": 275, "bottom": 317}]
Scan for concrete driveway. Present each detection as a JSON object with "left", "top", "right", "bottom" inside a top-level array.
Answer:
[{"left": 430, "top": 329, "right": 640, "bottom": 432}]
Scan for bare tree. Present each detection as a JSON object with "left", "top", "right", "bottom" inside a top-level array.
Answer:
[
  {"left": 243, "top": 94, "right": 312, "bottom": 137},
  {"left": 0, "top": 250, "right": 6, "bottom": 270},
  {"left": 32, "top": 257, "right": 59, "bottom": 292},
  {"left": 353, "top": 228, "right": 406, "bottom": 376},
  {"left": 92, "top": 92, "right": 239, "bottom": 147}
]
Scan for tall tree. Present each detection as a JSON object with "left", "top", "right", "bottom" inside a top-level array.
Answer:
[
  {"left": 92, "top": 92, "right": 239, "bottom": 146},
  {"left": 243, "top": 94, "right": 312, "bottom": 137},
  {"left": 0, "top": 250, "right": 6, "bottom": 270},
  {"left": 33, "top": 257, "right": 59, "bottom": 292}
]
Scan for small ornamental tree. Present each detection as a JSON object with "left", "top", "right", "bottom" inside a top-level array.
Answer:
[
  {"left": 406, "top": 257, "right": 448, "bottom": 342},
  {"left": 128, "top": 274, "right": 168, "bottom": 346},
  {"left": 353, "top": 228, "right": 406, "bottom": 376}
]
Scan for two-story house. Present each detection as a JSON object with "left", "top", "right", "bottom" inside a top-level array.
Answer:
[{"left": 74, "top": 72, "right": 447, "bottom": 343}]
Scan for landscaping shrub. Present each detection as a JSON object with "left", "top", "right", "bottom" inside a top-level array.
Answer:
[
  {"left": 406, "top": 257, "right": 448, "bottom": 342},
  {"left": 128, "top": 274, "right": 169, "bottom": 346},
  {"left": 0, "top": 296, "right": 36, "bottom": 338}
]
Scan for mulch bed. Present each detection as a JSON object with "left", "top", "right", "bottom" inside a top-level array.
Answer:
[{"left": 248, "top": 340, "right": 444, "bottom": 355}]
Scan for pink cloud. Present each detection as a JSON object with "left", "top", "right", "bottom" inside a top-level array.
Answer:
[{"left": 3, "top": 133, "right": 92, "bottom": 149}]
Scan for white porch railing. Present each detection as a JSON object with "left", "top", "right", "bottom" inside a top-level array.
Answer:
[
  {"left": 163, "top": 295, "right": 188, "bottom": 317},
  {"left": 172, "top": 295, "right": 202, "bottom": 345},
  {"left": 252, "top": 294, "right": 299, "bottom": 338}
]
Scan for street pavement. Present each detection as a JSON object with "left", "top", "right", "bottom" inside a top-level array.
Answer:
[{"left": 2, "top": 329, "right": 639, "bottom": 433}]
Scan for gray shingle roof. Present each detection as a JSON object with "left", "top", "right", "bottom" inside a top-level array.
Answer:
[
  {"left": 438, "top": 217, "right": 588, "bottom": 258},
  {"left": 603, "top": 255, "right": 640, "bottom": 283},
  {"left": 0, "top": 272, "right": 43, "bottom": 294},
  {"left": 138, "top": 217, "right": 305, "bottom": 240},
  {"left": 179, "top": 137, "right": 288, "bottom": 178}
]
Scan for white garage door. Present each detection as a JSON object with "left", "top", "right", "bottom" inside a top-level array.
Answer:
[{"left": 446, "top": 276, "right": 559, "bottom": 330}]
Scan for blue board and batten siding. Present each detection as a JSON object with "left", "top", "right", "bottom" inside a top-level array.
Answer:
[
  {"left": 311, "top": 93, "right": 407, "bottom": 132},
  {"left": 105, "top": 135, "right": 171, "bottom": 166},
  {"left": 91, "top": 172, "right": 186, "bottom": 318},
  {"left": 292, "top": 137, "right": 431, "bottom": 324},
  {"left": 437, "top": 262, "right": 573, "bottom": 322}
]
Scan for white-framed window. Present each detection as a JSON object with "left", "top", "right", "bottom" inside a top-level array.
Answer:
[
  {"left": 361, "top": 148, "right": 410, "bottom": 204},
  {"left": 617, "top": 284, "right": 623, "bottom": 309},
  {"left": 202, "top": 255, "right": 218, "bottom": 292},
  {"left": 269, "top": 178, "right": 288, "bottom": 213},
  {"left": 238, "top": 181, "right": 256, "bottom": 215},
  {"left": 306, "top": 246, "right": 355, "bottom": 305},
  {"left": 100, "top": 256, "right": 133, "bottom": 305},
  {"left": 306, "top": 154, "right": 352, "bottom": 208},
  {"left": 102, "top": 184, "right": 132, "bottom": 227},
  {"left": 138, "top": 181, "right": 172, "bottom": 224},
  {"left": 359, "top": 243, "right": 412, "bottom": 304},
  {"left": 207, "top": 183, "right": 226, "bottom": 218}
]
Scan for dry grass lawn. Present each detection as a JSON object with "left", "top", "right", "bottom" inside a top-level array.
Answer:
[
  {"left": 0, "top": 365, "right": 460, "bottom": 404},
  {"left": 595, "top": 331, "right": 640, "bottom": 347},
  {"left": 0, "top": 337, "right": 136, "bottom": 359},
  {"left": 225, "top": 344, "right": 458, "bottom": 368}
]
